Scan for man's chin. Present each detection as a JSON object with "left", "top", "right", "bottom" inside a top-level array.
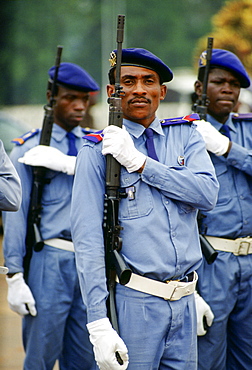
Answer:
[
  {"left": 218, "top": 101, "right": 234, "bottom": 112},
  {"left": 70, "top": 118, "right": 83, "bottom": 126}
]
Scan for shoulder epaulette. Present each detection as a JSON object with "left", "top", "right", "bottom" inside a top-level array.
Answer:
[
  {"left": 81, "top": 127, "right": 97, "bottom": 135},
  {"left": 83, "top": 129, "right": 104, "bottom": 143},
  {"left": 232, "top": 112, "right": 252, "bottom": 121},
  {"left": 11, "top": 128, "right": 40, "bottom": 145},
  {"left": 160, "top": 113, "right": 200, "bottom": 126}
]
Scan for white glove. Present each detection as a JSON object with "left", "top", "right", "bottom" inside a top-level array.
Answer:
[
  {"left": 18, "top": 145, "right": 76, "bottom": 175},
  {"left": 87, "top": 317, "right": 129, "bottom": 370},
  {"left": 102, "top": 125, "right": 146, "bottom": 173},
  {"left": 195, "top": 120, "right": 230, "bottom": 156},
  {"left": 6, "top": 272, "right": 37, "bottom": 316},
  {"left": 194, "top": 291, "right": 214, "bottom": 336}
]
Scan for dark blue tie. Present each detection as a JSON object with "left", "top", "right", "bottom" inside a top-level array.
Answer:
[
  {"left": 145, "top": 128, "right": 159, "bottom": 161},
  {"left": 66, "top": 132, "right": 78, "bottom": 156},
  {"left": 220, "top": 124, "right": 231, "bottom": 140}
]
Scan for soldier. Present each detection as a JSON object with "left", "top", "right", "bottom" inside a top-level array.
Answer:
[
  {"left": 0, "top": 139, "right": 21, "bottom": 275},
  {"left": 3, "top": 62, "right": 99, "bottom": 369},
  {"left": 0, "top": 139, "right": 21, "bottom": 212},
  {"left": 194, "top": 49, "right": 252, "bottom": 369},
  {"left": 71, "top": 48, "right": 219, "bottom": 369}
]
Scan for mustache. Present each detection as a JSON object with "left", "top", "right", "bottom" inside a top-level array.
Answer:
[{"left": 128, "top": 96, "right": 151, "bottom": 104}]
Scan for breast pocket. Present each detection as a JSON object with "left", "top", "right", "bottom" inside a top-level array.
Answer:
[
  {"left": 119, "top": 170, "right": 153, "bottom": 220},
  {"left": 41, "top": 171, "right": 73, "bottom": 205},
  {"left": 214, "top": 162, "right": 231, "bottom": 206}
]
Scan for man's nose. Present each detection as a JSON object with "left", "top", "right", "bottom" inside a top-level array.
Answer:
[
  {"left": 221, "top": 82, "right": 233, "bottom": 92},
  {"left": 133, "top": 80, "right": 146, "bottom": 94},
  {"left": 74, "top": 98, "right": 88, "bottom": 110}
]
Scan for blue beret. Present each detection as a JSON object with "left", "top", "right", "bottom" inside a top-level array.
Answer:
[
  {"left": 48, "top": 62, "right": 99, "bottom": 92},
  {"left": 109, "top": 48, "right": 173, "bottom": 83},
  {"left": 199, "top": 49, "right": 250, "bottom": 88}
]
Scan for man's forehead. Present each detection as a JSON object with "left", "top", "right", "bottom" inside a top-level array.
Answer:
[
  {"left": 120, "top": 65, "right": 159, "bottom": 78},
  {"left": 58, "top": 84, "right": 90, "bottom": 96},
  {"left": 209, "top": 67, "right": 240, "bottom": 81}
]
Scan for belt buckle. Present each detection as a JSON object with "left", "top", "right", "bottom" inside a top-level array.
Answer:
[
  {"left": 163, "top": 280, "right": 178, "bottom": 300},
  {"left": 236, "top": 239, "right": 251, "bottom": 255}
]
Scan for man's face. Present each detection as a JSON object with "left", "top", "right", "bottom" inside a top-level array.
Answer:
[
  {"left": 50, "top": 86, "right": 90, "bottom": 131},
  {"left": 107, "top": 66, "right": 167, "bottom": 127},
  {"left": 195, "top": 68, "right": 241, "bottom": 123}
]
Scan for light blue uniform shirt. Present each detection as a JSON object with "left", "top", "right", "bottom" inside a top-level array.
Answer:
[
  {"left": 199, "top": 113, "right": 252, "bottom": 239},
  {"left": 0, "top": 139, "right": 21, "bottom": 211},
  {"left": 71, "top": 117, "right": 219, "bottom": 323},
  {"left": 3, "top": 124, "right": 85, "bottom": 273}
]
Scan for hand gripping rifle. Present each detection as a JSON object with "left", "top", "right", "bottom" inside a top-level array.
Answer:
[
  {"left": 103, "top": 15, "right": 131, "bottom": 363},
  {"left": 193, "top": 37, "right": 218, "bottom": 264},
  {"left": 23, "top": 46, "right": 63, "bottom": 281}
]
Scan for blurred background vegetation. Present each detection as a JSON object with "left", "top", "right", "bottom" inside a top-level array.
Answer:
[
  {"left": 1, "top": 0, "right": 229, "bottom": 106},
  {"left": 1, "top": 0, "right": 252, "bottom": 132}
]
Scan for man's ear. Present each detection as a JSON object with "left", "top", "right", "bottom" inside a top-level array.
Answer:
[
  {"left": 107, "top": 84, "right": 115, "bottom": 97},
  {"left": 46, "top": 90, "right": 52, "bottom": 102},
  {"left": 160, "top": 84, "right": 167, "bottom": 101},
  {"left": 194, "top": 80, "right": 202, "bottom": 96}
]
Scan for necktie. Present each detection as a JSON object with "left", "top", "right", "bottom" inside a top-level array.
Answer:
[
  {"left": 145, "top": 128, "right": 159, "bottom": 161},
  {"left": 66, "top": 132, "right": 78, "bottom": 156},
  {"left": 219, "top": 124, "right": 231, "bottom": 140}
]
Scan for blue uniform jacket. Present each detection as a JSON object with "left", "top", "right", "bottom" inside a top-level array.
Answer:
[
  {"left": 2, "top": 124, "right": 89, "bottom": 273},
  {"left": 71, "top": 116, "right": 219, "bottom": 323},
  {"left": 199, "top": 113, "right": 252, "bottom": 239},
  {"left": 0, "top": 139, "right": 21, "bottom": 211}
]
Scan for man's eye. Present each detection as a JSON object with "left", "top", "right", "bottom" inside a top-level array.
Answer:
[
  {"left": 232, "top": 82, "right": 240, "bottom": 88},
  {"left": 124, "top": 79, "right": 133, "bottom": 84}
]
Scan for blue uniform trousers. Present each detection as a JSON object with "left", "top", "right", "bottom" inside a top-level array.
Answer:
[
  {"left": 22, "top": 245, "right": 96, "bottom": 370},
  {"left": 197, "top": 252, "right": 252, "bottom": 370},
  {"left": 115, "top": 283, "right": 197, "bottom": 370}
]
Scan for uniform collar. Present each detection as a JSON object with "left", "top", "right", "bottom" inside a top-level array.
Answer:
[
  {"left": 51, "top": 124, "right": 83, "bottom": 142},
  {"left": 206, "top": 113, "right": 236, "bottom": 133},
  {"left": 123, "top": 117, "right": 164, "bottom": 139}
]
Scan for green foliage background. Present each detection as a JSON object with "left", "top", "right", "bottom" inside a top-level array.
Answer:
[{"left": 0, "top": 0, "right": 226, "bottom": 105}]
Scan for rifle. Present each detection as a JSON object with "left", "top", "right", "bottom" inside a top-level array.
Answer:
[
  {"left": 103, "top": 14, "right": 132, "bottom": 344},
  {"left": 193, "top": 37, "right": 213, "bottom": 120},
  {"left": 193, "top": 37, "right": 218, "bottom": 264},
  {"left": 23, "top": 46, "right": 63, "bottom": 281}
]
